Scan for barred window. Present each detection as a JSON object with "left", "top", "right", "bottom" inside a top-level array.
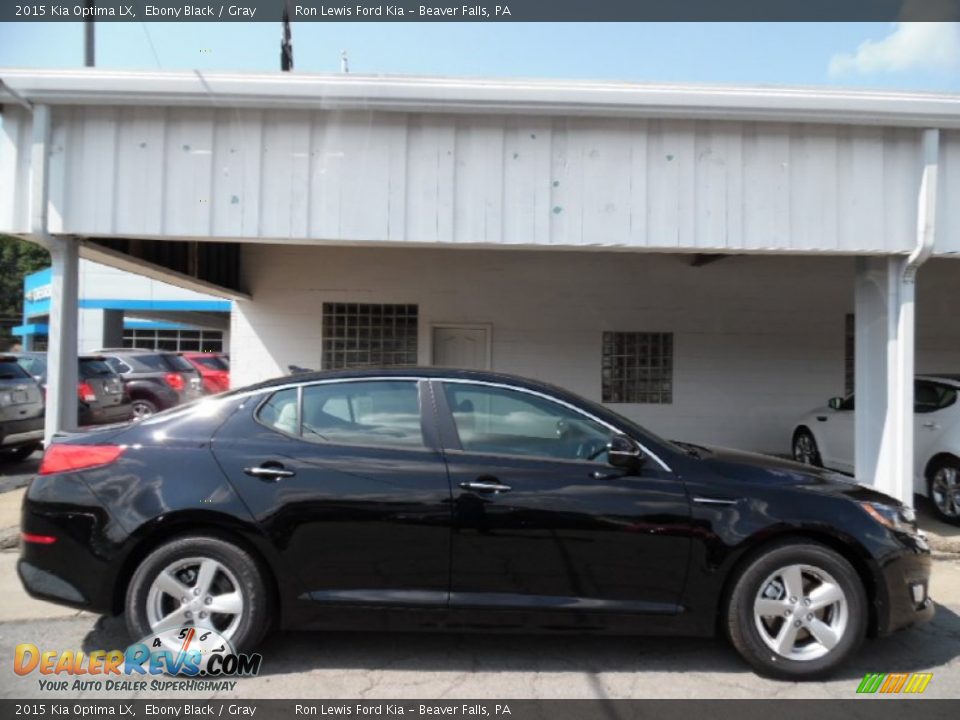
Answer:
[
  {"left": 601, "top": 332, "right": 673, "bottom": 404},
  {"left": 322, "top": 303, "right": 418, "bottom": 370}
]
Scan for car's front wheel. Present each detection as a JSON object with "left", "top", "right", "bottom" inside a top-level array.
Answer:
[
  {"left": 928, "top": 456, "right": 960, "bottom": 526},
  {"left": 125, "top": 535, "right": 270, "bottom": 653},
  {"left": 792, "top": 428, "right": 823, "bottom": 467},
  {"left": 726, "top": 541, "right": 867, "bottom": 679}
]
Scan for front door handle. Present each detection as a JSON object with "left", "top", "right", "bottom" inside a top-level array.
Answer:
[
  {"left": 244, "top": 463, "right": 296, "bottom": 481},
  {"left": 459, "top": 481, "right": 511, "bottom": 494},
  {"left": 922, "top": 421, "right": 939, "bottom": 429}
]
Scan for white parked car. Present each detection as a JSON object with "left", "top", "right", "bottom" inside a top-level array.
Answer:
[{"left": 792, "top": 375, "right": 960, "bottom": 525}]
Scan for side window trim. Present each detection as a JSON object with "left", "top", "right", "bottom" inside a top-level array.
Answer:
[{"left": 434, "top": 378, "right": 672, "bottom": 472}]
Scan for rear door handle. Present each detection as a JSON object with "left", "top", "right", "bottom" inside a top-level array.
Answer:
[
  {"left": 244, "top": 463, "right": 296, "bottom": 481},
  {"left": 459, "top": 481, "right": 511, "bottom": 494}
]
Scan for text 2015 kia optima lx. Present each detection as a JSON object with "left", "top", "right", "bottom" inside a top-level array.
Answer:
[{"left": 18, "top": 369, "right": 932, "bottom": 679}]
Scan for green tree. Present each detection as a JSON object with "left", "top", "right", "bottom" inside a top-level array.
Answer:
[{"left": 0, "top": 235, "right": 50, "bottom": 348}]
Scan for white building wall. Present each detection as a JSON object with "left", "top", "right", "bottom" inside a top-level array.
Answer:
[
  {"left": 231, "top": 245, "right": 960, "bottom": 454},
  {"left": 4, "top": 102, "right": 958, "bottom": 255}
]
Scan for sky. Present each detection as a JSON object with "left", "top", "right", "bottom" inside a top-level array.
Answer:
[{"left": 0, "top": 21, "right": 958, "bottom": 91}]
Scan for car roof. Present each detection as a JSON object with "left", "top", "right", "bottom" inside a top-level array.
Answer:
[{"left": 244, "top": 367, "right": 575, "bottom": 397}]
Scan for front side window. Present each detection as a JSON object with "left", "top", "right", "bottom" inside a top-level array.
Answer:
[
  {"left": 301, "top": 381, "right": 424, "bottom": 449},
  {"left": 443, "top": 383, "right": 610, "bottom": 462}
]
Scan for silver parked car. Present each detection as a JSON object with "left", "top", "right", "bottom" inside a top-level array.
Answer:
[{"left": 0, "top": 354, "right": 44, "bottom": 462}]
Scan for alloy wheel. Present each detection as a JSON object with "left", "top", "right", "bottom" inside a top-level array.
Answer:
[
  {"left": 131, "top": 401, "right": 155, "bottom": 420},
  {"left": 932, "top": 466, "right": 960, "bottom": 518},
  {"left": 793, "top": 434, "right": 817, "bottom": 465},
  {"left": 145, "top": 557, "right": 245, "bottom": 643},
  {"left": 753, "top": 563, "right": 849, "bottom": 662}
]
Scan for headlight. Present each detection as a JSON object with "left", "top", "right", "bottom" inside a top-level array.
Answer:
[
  {"left": 0, "top": 392, "right": 11, "bottom": 407},
  {"left": 860, "top": 501, "right": 917, "bottom": 533}
]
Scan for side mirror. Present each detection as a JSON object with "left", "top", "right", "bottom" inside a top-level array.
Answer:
[
  {"left": 607, "top": 435, "right": 645, "bottom": 473},
  {"left": 828, "top": 397, "right": 844, "bottom": 410}
]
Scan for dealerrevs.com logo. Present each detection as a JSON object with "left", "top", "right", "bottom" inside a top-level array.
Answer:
[
  {"left": 856, "top": 672, "right": 933, "bottom": 694},
  {"left": 14, "top": 627, "right": 262, "bottom": 693}
]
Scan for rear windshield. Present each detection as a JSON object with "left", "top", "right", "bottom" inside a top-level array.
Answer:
[
  {"left": 16, "top": 356, "right": 46, "bottom": 377},
  {"left": 136, "top": 354, "right": 195, "bottom": 373},
  {"left": 80, "top": 359, "right": 116, "bottom": 378},
  {"left": 194, "top": 355, "right": 228, "bottom": 371},
  {"left": 0, "top": 361, "right": 31, "bottom": 380}
]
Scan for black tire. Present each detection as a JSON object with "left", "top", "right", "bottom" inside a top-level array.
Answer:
[
  {"left": 927, "top": 456, "right": 960, "bottom": 526},
  {"left": 792, "top": 428, "right": 823, "bottom": 467},
  {"left": 125, "top": 535, "right": 270, "bottom": 654},
  {"left": 0, "top": 444, "right": 40, "bottom": 463},
  {"left": 130, "top": 398, "right": 158, "bottom": 421},
  {"left": 725, "top": 540, "right": 867, "bottom": 680}
]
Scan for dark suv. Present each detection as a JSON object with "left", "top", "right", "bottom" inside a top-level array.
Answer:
[
  {"left": 14, "top": 352, "right": 133, "bottom": 427},
  {"left": 94, "top": 350, "right": 203, "bottom": 420},
  {"left": 0, "top": 355, "right": 44, "bottom": 462}
]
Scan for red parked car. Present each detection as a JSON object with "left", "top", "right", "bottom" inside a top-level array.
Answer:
[{"left": 181, "top": 352, "right": 230, "bottom": 394}]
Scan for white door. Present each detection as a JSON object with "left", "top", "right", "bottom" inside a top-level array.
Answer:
[{"left": 432, "top": 326, "right": 491, "bottom": 370}]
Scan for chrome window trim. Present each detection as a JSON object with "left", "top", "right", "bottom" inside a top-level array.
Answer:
[
  {"left": 437, "top": 378, "right": 673, "bottom": 473},
  {"left": 207, "top": 374, "right": 672, "bottom": 472}
]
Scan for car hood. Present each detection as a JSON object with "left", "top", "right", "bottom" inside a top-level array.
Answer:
[{"left": 692, "top": 444, "right": 898, "bottom": 504}]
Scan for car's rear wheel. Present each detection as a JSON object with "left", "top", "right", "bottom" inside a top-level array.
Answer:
[
  {"left": 928, "top": 457, "right": 960, "bottom": 526},
  {"left": 726, "top": 541, "right": 866, "bottom": 679},
  {"left": 792, "top": 429, "right": 823, "bottom": 467},
  {"left": 130, "top": 398, "right": 158, "bottom": 421},
  {"left": 125, "top": 535, "right": 269, "bottom": 653}
]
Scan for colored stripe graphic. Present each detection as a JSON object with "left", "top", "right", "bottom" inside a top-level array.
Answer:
[{"left": 857, "top": 672, "right": 932, "bottom": 694}]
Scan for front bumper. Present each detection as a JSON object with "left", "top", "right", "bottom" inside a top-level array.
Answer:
[{"left": 874, "top": 532, "right": 935, "bottom": 635}]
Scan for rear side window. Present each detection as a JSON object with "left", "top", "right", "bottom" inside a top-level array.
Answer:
[
  {"left": 0, "top": 361, "right": 30, "bottom": 380},
  {"left": 105, "top": 357, "right": 132, "bottom": 374},
  {"left": 915, "top": 381, "right": 958, "bottom": 414},
  {"left": 258, "top": 388, "right": 300, "bottom": 435},
  {"left": 80, "top": 360, "right": 115, "bottom": 378},
  {"left": 257, "top": 381, "right": 424, "bottom": 449},
  {"left": 301, "top": 381, "right": 423, "bottom": 449}
]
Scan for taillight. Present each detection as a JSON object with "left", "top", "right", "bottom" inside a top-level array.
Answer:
[
  {"left": 39, "top": 445, "right": 125, "bottom": 475},
  {"left": 164, "top": 372, "right": 185, "bottom": 392},
  {"left": 22, "top": 532, "right": 57, "bottom": 545},
  {"left": 77, "top": 381, "right": 96, "bottom": 402}
]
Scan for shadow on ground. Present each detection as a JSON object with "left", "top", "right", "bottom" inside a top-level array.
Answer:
[
  {"left": 0, "top": 451, "right": 40, "bottom": 492},
  {"left": 81, "top": 601, "right": 960, "bottom": 682}
]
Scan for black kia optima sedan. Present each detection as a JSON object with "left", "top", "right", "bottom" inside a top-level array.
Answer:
[{"left": 19, "top": 369, "right": 932, "bottom": 679}]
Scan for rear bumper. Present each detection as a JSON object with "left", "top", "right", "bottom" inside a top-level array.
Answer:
[
  {"left": 875, "top": 533, "right": 935, "bottom": 635},
  {"left": 0, "top": 415, "right": 45, "bottom": 448}
]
